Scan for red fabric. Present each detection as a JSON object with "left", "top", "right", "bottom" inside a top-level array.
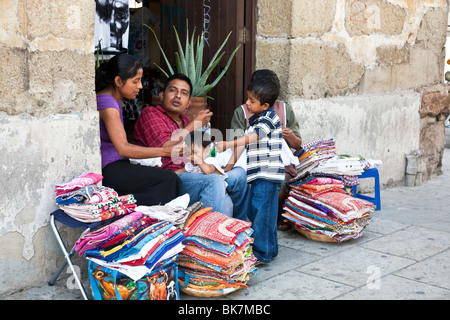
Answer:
[
  {"left": 134, "top": 105, "right": 190, "bottom": 171},
  {"left": 184, "top": 211, "right": 252, "bottom": 245},
  {"left": 313, "top": 191, "right": 374, "bottom": 214}
]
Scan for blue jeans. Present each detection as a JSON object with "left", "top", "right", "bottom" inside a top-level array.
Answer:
[
  {"left": 248, "top": 179, "right": 281, "bottom": 263},
  {"left": 178, "top": 172, "right": 226, "bottom": 212},
  {"left": 224, "top": 167, "right": 250, "bottom": 221}
]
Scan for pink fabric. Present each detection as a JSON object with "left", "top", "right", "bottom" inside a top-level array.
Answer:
[
  {"left": 312, "top": 191, "right": 374, "bottom": 214},
  {"left": 306, "top": 177, "right": 344, "bottom": 185},
  {"left": 87, "top": 186, "right": 118, "bottom": 204},
  {"left": 75, "top": 211, "right": 143, "bottom": 255},
  {"left": 55, "top": 172, "right": 103, "bottom": 197},
  {"left": 184, "top": 211, "right": 252, "bottom": 245}
]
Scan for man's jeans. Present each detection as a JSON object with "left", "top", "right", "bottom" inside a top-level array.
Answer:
[
  {"left": 178, "top": 166, "right": 249, "bottom": 217},
  {"left": 178, "top": 172, "right": 226, "bottom": 212},
  {"left": 248, "top": 179, "right": 281, "bottom": 263}
]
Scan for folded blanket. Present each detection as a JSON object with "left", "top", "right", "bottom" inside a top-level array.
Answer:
[
  {"left": 184, "top": 211, "right": 252, "bottom": 245},
  {"left": 54, "top": 172, "right": 103, "bottom": 197}
]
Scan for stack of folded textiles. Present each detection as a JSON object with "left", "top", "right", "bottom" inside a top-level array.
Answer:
[
  {"left": 58, "top": 183, "right": 190, "bottom": 300},
  {"left": 54, "top": 172, "right": 137, "bottom": 223},
  {"left": 283, "top": 177, "right": 373, "bottom": 242},
  {"left": 78, "top": 207, "right": 186, "bottom": 300},
  {"left": 283, "top": 139, "right": 376, "bottom": 242},
  {"left": 294, "top": 138, "right": 338, "bottom": 179},
  {"left": 178, "top": 207, "right": 257, "bottom": 297}
]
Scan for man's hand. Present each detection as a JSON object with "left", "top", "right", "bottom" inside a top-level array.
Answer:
[
  {"left": 192, "top": 109, "right": 213, "bottom": 128},
  {"left": 169, "top": 142, "right": 186, "bottom": 158}
]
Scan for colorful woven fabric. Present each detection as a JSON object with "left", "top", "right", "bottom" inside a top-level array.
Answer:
[
  {"left": 184, "top": 211, "right": 252, "bottom": 245},
  {"left": 54, "top": 172, "right": 103, "bottom": 197},
  {"left": 60, "top": 194, "right": 137, "bottom": 223},
  {"left": 75, "top": 211, "right": 144, "bottom": 255},
  {"left": 179, "top": 208, "right": 257, "bottom": 297},
  {"left": 55, "top": 185, "right": 98, "bottom": 205}
]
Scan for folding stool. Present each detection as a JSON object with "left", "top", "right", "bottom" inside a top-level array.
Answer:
[{"left": 48, "top": 209, "right": 118, "bottom": 300}]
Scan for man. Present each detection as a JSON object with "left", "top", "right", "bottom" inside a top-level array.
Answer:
[{"left": 134, "top": 73, "right": 248, "bottom": 215}]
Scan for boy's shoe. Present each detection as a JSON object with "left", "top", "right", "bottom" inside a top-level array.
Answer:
[{"left": 255, "top": 260, "right": 267, "bottom": 267}]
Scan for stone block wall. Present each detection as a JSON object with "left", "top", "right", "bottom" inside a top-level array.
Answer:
[
  {"left": 0, "top": 0, "right": 100, "bottom": 295},
  {"left": 256, "top": 0, "right": 449, "bottom": 188}
]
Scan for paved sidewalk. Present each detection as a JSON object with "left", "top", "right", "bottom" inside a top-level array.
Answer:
[{"left": 3, "top": 149, "right": 449, "bottom": 300}]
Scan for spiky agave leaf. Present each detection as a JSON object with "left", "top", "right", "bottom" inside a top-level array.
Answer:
[
  {"left": 146, "top": 22, "right": 240, "bottom": 98},
  {"left": 146, "top": 24, "right": 174, "bottom": 77}
]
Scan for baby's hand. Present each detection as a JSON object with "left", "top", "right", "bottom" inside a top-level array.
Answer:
[{"left": 214, "top": 141, "right": 228, "bottom": 153}]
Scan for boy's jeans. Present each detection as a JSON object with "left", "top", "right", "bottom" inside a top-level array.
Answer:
[
  {"left": 248, "top": 179, "right": 281, "bottom": 263},
  {"left": 225, "top": 166, "right": 249, "bottom": 220}
]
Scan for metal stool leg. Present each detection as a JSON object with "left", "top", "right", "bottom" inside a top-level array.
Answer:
[{"left": 49, "top": 215, "right": 89, "bottom": 300}]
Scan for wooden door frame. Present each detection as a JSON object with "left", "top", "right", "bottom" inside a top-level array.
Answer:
[{"left": 156, "top": 0, "right": 257, "bottom": 133}]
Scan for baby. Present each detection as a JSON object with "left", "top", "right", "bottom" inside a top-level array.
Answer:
[{"left": 176, "top": 131, "right": 233, "bottom": 216}]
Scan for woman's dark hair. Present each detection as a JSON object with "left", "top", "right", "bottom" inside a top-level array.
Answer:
[{"left": 95, "top": 53, "right": 143, "bottom": 93}]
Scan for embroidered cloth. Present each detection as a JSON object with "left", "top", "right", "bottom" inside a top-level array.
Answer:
[{"left": 184, "top": 211, "right": 252, "bottom": 245}]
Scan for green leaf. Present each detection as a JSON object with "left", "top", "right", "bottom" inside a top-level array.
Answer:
[
  {"left": 208, "top": 45, "right": 241, "bottom": 89},
  {"left": 187, "top": 27, "right": 196, "bottom": 83},
  {"left": 195, "top": 34, "right": 204, "bottom": 81},
  {"left": 146, "top": 24, "right": 174, "bottom": 75},
  {"left": 173, "top": 25, "right": 186, "bottom": 74},
  {"left": 145, "top": 21, "right": 239, "bottom": 97}
]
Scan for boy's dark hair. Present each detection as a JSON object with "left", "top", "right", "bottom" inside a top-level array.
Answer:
[
  {"left": 251, "top": 69, "right": 281, "bottom": 90},
  {"left": 247, "top": 77, "right": 280, "bottom": 107},
  {"left": 163, "top": 73, "right": 193, "bottom": 97},
  {"left": 186, "top": 130, "right": 211, "bottom": 149}
]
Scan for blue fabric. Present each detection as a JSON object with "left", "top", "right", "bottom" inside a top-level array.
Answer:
[
  {"left": 144, "top": 232, "right": 184, "bottom": 268},
  {"left": 247, "top": 180, "right": 281, "bottom": 263},
  {"left": 109, "top": 222, "right": 173, "bottom": 262}
]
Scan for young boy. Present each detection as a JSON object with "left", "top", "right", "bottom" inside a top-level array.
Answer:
[{"left": 216, "top": 77, "right": 284, "bottom": 264}]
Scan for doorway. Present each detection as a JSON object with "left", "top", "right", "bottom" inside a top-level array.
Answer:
[
  {"left": 110, "top": 0, "right": 256, "bottom": 138},
  {"left": 156, "top": 0, "right": 256, "bottom": 136}
]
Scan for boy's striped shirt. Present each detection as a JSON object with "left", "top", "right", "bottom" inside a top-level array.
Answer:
[{"left": 246, "top": 107, "right": 285, "bottom": 183}]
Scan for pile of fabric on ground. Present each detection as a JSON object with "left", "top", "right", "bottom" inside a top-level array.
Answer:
[
  {"left": 283, "top": 138, "right": 377, "bottom": 242},
  {"left": 53, "top": 173, "right": 189, "bottom": 300},
  {"left": 177, "top": 206, "right": 257, "bottom": 297},
  {"left": 291, "top": 138, "right": 366, "bottom": 189}
]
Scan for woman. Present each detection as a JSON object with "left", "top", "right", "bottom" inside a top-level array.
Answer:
[{"left": 95, "top": 53, "right": 183, "bottom": 206}]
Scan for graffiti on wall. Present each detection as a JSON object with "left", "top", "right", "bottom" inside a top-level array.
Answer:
[
  {"left": 349, "top": 0, "right": 381, "bottom": 30},
  {"left": 203, "top": 0, "right": 211, "bottom": 47}
]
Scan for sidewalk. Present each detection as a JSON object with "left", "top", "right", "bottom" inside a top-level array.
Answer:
[{"left": 3, "top": 149, "right": 449, "bottom": 300}]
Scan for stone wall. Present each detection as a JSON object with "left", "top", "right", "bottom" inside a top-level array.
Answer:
[
  {"left": 1, "top": 0, "right": 449, "bottom": 297},
  {"left": 0, "top": 0, "right": 99, "bottom": 295},
  {"left": 256, "top": 0, "right": 449, "bottom": 188}
]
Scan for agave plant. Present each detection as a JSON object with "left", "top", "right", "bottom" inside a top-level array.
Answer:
[{"left": 146, "top": 22, "right": 240, "bottom": 98}]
